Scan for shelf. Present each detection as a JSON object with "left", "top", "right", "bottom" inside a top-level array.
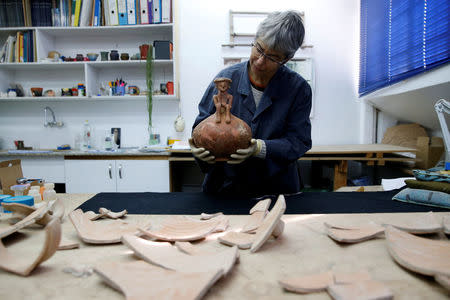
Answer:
[
  {"left": 0, "top": 24, "right": 173, "bottom": 34},
  {"left": 88, "top": 60, "right": 172, "bottom": 68},
  {"left": 0, "top": 62, "right": 85, "bottom": 70},
  {"left": 0, "top": 95, "right": 178, "bottom": 102},
  {"left": 0, "top": 60, "right": 172, "bottom": 69}
]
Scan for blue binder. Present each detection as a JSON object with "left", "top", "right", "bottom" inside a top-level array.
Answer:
[{"left": 117, "top": 0, "right": 127, "bottom": 25}]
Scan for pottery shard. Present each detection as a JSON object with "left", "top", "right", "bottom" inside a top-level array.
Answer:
[
  {"left": 279, "top": 271, "right": 334, "bottom": 294},
  {"left": 192, "top": 114, "right": 252, "bottom": 161},
  {"left": 94, "top": 260, "right": 223, "bottom": 300},
  {"left": 385, "top": 226, "right": 450, "bottom": 277},
  {"left": 327, "top": 280, "right": 393, "bottom": 300}
]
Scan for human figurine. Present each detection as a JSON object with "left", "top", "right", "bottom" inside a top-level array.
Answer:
[{"left": 213, "top": 77, "right": 233, "bottom": 124}]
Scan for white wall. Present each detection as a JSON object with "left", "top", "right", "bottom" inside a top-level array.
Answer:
[
  {"left": 178, "top": 0, "right": 362, "bottom": 146},
  {"left": 0, "top": 0, "right": 362, "bottom": 150}
]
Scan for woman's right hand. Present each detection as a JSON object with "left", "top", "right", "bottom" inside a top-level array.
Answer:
[{"left": 188, "top": 138, "right": 215, "bottom": 164}]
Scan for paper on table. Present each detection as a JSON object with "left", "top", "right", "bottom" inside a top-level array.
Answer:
[
  {"left": 171, "top": 141, "right": 190, "bottom": 150},
  {"left": 381, "top": 177, "right": 415, "bottom": 191}
]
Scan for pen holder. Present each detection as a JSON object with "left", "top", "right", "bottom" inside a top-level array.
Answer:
[{"left": 117, "top": 85, "right": 125, "bottom": 96}]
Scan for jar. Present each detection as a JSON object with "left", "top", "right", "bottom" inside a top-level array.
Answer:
[
  {"left": 120, "top": 53, "right": 129, "bottom": 60},
  {"left": 110, "top": 50, "right": 119, "bottom": 61},
  {"left": 76, "top": 54, "right": 84, "bottom": 61}
]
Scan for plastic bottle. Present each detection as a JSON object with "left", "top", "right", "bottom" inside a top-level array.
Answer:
[
  {"left": 28, "top": 187, "right": 42, "bottom": 204},
  {"left": 81, "top": 120, "right": 92, "bottom": 151},
  {"left": 104, "top": 130, "right": 113, "bottom": 151},
  {"left": 43, "top": 183, "right": 57, "bottom": 202}
]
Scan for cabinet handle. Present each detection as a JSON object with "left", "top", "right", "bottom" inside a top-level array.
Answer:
[
  {"left": 119, "top": 164, "right": 122, "bottom": 179},
  {"left": 109, "top": 164, "right": 112, "bottom": 179}
]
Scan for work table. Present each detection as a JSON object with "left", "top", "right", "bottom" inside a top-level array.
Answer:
[{"left": 0, "top": 193, "right": 448, "bottom": 299}]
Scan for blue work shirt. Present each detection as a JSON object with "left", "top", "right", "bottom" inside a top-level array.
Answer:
[{"left": 193, "top": 61, "right": 312, "bottom": 196}]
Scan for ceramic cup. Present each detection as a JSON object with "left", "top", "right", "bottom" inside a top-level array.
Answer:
[
  {"left": 110, "top": 50, "right": 119, "bottom": 61},
  {"left": 30, "top": 87, "right": 43, "bottom": 97},
  {"left": 87, "top": 53, "right": 99, "bottom": 61},
  {"left": 100, "top": 51, "right": 109, "bottom": 61},
  {"left": 139, "top": 44, "right": 150, "bottom": 59}
]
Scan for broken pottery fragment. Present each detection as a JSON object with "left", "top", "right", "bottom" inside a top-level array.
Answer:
[
  {"left": 385, "top": 226, "right": 450, "bottom": 277},
  {"left": 218, "top": 231, "right": 254, "bottom": 249},
  {"left": 0, "top": 203, "right": 51, "bottom": 239},
  {"left": 69, "top": 209, "right": 139, "bottom": 244},
  {"left": 279, "top": 271, "right": 334, "bottom": 294},
  {"left": 94, "top": 260, "right": 223, "bottom": 300},
  {"left": 250, "top": 194, "right": 286, "bottom": 253},
  {"left": 327, "top": 280, "right": 393, "bottom": 300},
  {"left": 383, "top": 211, "right": 442, "bottom": 234},
  {"left": 200, "top": 212, "right": 223, "bottom": 220},
  {"left": 138, "top": 216, "right": 221, "bottom": 242},
  {"left": 58, "top": 236, "right": 80, "bottom": 250},
  {"left": 122, "top": 235, "right": 238, "bottom": 275},
  {"left": 324, "top": 222, "right": 385, "bottom": 243},
  {"left": 0, "top": 218, "right": 61, "bottom": 276}
]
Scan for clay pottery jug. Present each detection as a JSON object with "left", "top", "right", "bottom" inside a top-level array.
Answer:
[
  {"left": 192, "top": 114, "right": 251, "bottom": 161},
  {"left": 192, "top": 78, "right": 251, "bottom": 161}
]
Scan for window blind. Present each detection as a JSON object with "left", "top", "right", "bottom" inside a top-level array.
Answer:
[{"left": 359, "top": 0, "right": 450, "bottom": 96}]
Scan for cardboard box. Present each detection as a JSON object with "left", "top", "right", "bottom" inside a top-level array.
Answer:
[
  {"left": 415, "top": 137, "right": 445, "bottom": 169},
  {"left": 0, "top": 159, "right": 43, "bottom": 196}
]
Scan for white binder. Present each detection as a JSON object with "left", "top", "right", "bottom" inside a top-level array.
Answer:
[
  {"left": 108, "top": 0, "right": 119, "bottom": 25},
  {"left": 152, "top": 0, "right": 161, "bottom": 23},
  {"left": 127, "top": 0, "right": 136, "bottom": 25},
  {"left": 161, "top": 0, "right": 171, "bottom": 23},
  {"left": 139, "top": 0, "right": 149, "bottom": 24}
]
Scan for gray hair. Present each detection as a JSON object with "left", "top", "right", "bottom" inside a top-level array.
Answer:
[{"left": 255, "top": 11, "right": 305, "bottom": 59}]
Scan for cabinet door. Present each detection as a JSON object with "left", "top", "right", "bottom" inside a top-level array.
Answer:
[
  {"left": 116, "top": 160, "right": 170, "bottom": 192},
  {"left": 0, "top": 156, "right": 65, "bottom": 183},
  {"left": 65, "top": 160, "right": 116, "bottom": 193}
]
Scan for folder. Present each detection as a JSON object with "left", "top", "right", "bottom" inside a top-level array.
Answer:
[
  {"left": 139, "top": 0, "right": 148, "bottom": 24},
  {"left": 92, "top": 0, "right": 99, "bottom": 25},
  {"left": 79, "top": 0, "right": 93, "bottom": 26},
  {"left": 126, "top": 0, "right": 135, "bottom": 24},
  {"left": 73, "top": 0, "right": 81, "bottom": 26},
  {"left": 117, "top": 0, "right": 127, "bottom": 25},
  {"left": 152, "top": 0, "right": 160, "bottom": 23},
  {"left": 147, "top": 0, "right": 152, "bottom": 23},
  {"left": 161, "top": 0, "right": 170, "bottom": 23},
  {"left": 108, "top": 0, "right": 119, "bottom": 25},
  {"left": 102, "top": 0, "right": 109, "bottom": 25}
]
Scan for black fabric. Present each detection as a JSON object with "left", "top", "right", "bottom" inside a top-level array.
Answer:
[{"left": 76, "top": 190, "right": 450, "bottom": 215}]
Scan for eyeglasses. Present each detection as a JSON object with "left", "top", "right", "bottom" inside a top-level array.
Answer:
[{"left": 251, "top": 42, "right": 288, "bottom": 65}]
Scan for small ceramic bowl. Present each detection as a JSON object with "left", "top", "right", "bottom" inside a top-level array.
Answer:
[
  {"left": 87, "top": 53, "right": 99, "bottom": 61},
  {"left": 31, "top": 87, "right": 43, "bottom": 97}
]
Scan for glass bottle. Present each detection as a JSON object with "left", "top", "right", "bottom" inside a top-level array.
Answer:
[{"left": 81, "top": 120, "right": 92, "bottom": 151}]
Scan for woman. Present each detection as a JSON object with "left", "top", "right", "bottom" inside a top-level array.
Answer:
[{"left": 190, "top": 10, "right": 312, "bottom": 196}]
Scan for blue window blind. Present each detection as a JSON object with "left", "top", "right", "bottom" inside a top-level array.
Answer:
[{"left": 359, "top": 0, "right": 450, "bottom": 96}]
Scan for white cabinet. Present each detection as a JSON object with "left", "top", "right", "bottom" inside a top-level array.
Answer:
[
  {"left": 0, "top": 23, "right": 177, "bottom": 101},
  {"left": 64, "top": 159, "right": 169, "bottom": 193},
  {"left": 0, "top": 156, "right": 65, "bottom": 183}
]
